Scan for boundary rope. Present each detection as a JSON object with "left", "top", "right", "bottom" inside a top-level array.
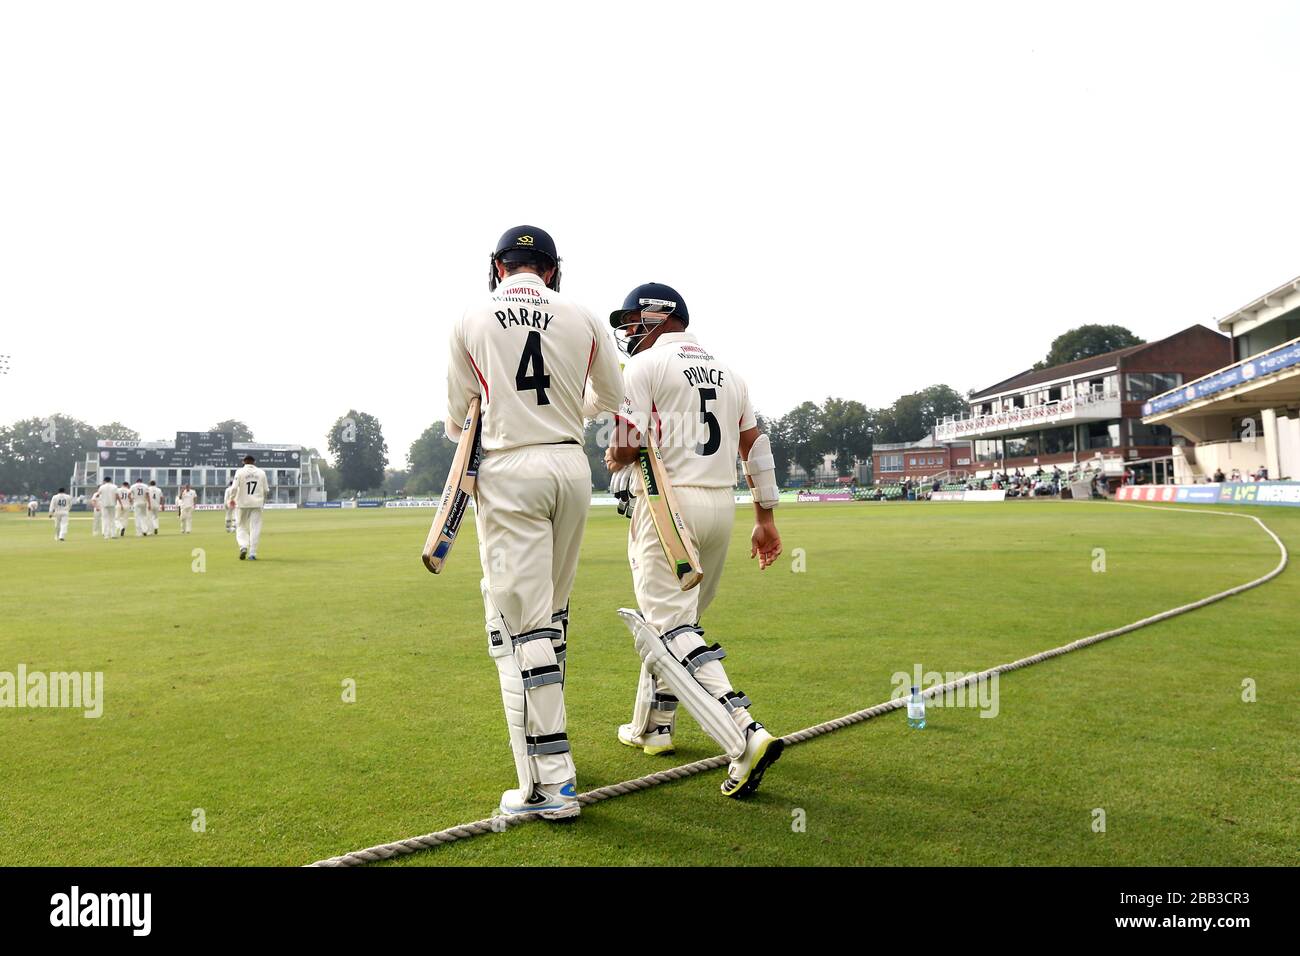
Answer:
[{"left": 309, "top": 504, "right": 1287, "bottom": 867}]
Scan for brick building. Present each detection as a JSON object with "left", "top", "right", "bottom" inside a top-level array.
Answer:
[
  {"left": 872, "top": 436, "right": 974, "bottom": 484},
  {"left": 934, "top": 325, "right": 1231, "bottom": 479}
]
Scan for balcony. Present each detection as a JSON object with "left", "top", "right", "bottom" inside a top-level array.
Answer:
[
  {"left": 1143, "top": 334, "right": 1300, "bottom": 420},
  {"left": 935, "top": 390, "right": 1122, "bottom": 440}
]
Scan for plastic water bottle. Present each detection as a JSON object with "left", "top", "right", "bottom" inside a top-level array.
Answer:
[{"left": 907, "top": 685, "right": 926, "bottom": 730}]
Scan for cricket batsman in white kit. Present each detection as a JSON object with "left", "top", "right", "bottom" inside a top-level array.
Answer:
[
  {"left": 607, "top": 282, "right": 785, "bottom": 798},
  {"left": 231, "top": 454, "right": 270, "bottom": 560},
  {"left": 48, "top": 487, "right": 72, "bottom": 541},
  {"left": 445, "top": 225, "right": 624, "bottom": 820}
]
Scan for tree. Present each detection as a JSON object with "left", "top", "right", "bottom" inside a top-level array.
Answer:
[
  {"left": 382, "top": 469, "right": 410, "bottom": 496},
  {"left": 755, "top": 412, "right": 791, "bottom": 487},
  {"left": 582, "top": 415, "right": 615, "bottom": 491},
  {"left": 781, "top": 401, "right": 824, "bottom": 479},
  {"left": 0, "top": 414, "right": 99, "bottom": 495},
  {"left": 317, "top": 459, "right": 343, "bottom": 499},
  {"left": 815, "top": 398, "right": 873, "bottom": 475},
  {"left": 884, "top": 385, "right": 968, "bottom": 443},
  {"left": 1035, "top": 325, "right": 1145, "bottom": 370},
  {"left": 406, "top": 422, "right": 460, "bottom": 495},
  {"left": 210, "top": 420, "right": 254, "bottom": 441},
  {"left": 96, "top": 422, "right": 139, "bottom": 442},
  {"left": 327, "top": 410, "right": 388, "bottom": 494}
]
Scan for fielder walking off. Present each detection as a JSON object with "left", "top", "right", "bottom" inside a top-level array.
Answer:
[
  {"left": 607, "top": 282, "right": 785, "bottom": 798},
  {"left": 129, "top": 478, "right": 151, "bottom": 537},
  {"left": 48, "top": 487, "right": 72, "bottom": 541},
  {"left": 224, "top": 479, "right": 237, "bottom": 533},
  {"left": 114, "top": 483, "right": 129, "bottom": 536},
  {"left": 231, "top": 454, "right": 269, "bottom": 560},
  {"left": 90, "top": 484, "right": 103, "bottom": 537},
  {"left": 147, "top": 480, "right": 163, "bottom": 534},
  {"left": 177, "top": 483, "right": 197, "bottom": 533},
  {"left": 446, "top": 225, "right": 624, "bottom": 820},
  {"left": 98, "top": 479, "right": 118, "bottom": 540}
]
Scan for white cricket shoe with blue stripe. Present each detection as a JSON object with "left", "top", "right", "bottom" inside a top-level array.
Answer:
[{"left": 498, "top": 779, "right": 581, "bottom": 820}]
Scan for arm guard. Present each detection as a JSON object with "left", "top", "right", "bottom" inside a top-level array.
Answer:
[{"left": 742, "top": 433, "right": 780, "bottom": 509}]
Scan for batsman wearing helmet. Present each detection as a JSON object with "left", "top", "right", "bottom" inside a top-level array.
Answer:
[
  {"left": 606, "top": 282, "right": 785, "bottom": 798},
  {"left": 446, "top": 225, "right": 624, "bottom": 820}
]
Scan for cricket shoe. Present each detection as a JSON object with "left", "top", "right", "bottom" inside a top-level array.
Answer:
[
  {"left": 239, "top": 548, "right": 247, "bottom": 560},
  {"left": 721, "top": 724, "right": 784, "bottom": 799},
  {"left": 248, "top": 554, "right": 257, "bottom": 561},
  {"left": 617, "top": 723, "right": 675, "bottom": 756},
  {"left": 498, "top": 780, "right": 581, "bottom": 821}
]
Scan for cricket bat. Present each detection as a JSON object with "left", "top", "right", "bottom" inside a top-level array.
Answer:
[
  {"left": 421, "top": 397, "right": 483, "bottom": 574},
  {"left": 637, "top": 434, "right": 704, "bottom": 591}
]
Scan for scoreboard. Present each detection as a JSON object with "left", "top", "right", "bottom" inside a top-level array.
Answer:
[
  {"left": 98, "top": 432, "right": 303, "bottom": 468},
  {"left": 176, "top": 431, "right": 232, "bottom": 462}
]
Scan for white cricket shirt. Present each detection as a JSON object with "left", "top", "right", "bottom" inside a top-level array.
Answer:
[
  {"left": 446, "top": 272, "right": 624, "bottom": 452},
  {"left": 619, "top": 331, "right": 756, "bottom": 489}
]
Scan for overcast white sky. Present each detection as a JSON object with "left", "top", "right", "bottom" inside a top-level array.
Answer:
[{"left": 3, "top": 1, "right": 1298, "bottom": 467}]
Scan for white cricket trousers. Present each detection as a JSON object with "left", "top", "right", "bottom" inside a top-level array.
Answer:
[
  {"left": 53, "top": 514, "right": 68, "bottom": 540},
  {"left": 92, "top": 510, "right": 101, "bottom": 536},
  {"left": 133, "top": 505, "right": 150, "bottom": 536},
  {"left": 475, "top": 443, "right": 591, "bottom": 786},
  {"left": 115, "top": 509, "right": 127, "bottom": 533},
  {"left": 627, "top": 484, "right": 755, "bottom": 732},
  {"left": 236, "top": 506, "right": 263, "bottom": 554},
  {"left": 180, "top": 508, "right": 194, "bottom": 533},
  {"left": 629, "top": 485, "right": 736, "bottom": 632},
  {"left": 149, "top": 507, "right": 160, "bottom": 532}
]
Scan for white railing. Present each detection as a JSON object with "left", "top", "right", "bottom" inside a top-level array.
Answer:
[{"left": 935, "top": 390, "right": 1121, "bottom": 440}]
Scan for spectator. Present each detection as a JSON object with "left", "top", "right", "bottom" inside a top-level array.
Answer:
[{"left": 1212, "top": 467, "right": 1225, "bottom": 483}]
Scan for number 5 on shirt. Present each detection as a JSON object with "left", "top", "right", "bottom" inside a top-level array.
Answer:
[
  {"left": 637, "top": 435, "right": 704, "bottom": 591},
  {"left": 422, "top": 398, "right": 483, "bottom": 574}
]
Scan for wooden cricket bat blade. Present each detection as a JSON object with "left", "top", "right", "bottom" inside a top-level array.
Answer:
[
  {"left": 637, "top": 441, "right": 704, "bottom": 591},
  {"left": 421, "top": 398, "right": 482, "bottom": 574}
]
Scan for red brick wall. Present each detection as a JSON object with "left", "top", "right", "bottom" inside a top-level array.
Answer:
[{"left": 1120, "top": 325, "right": 1232, "bottom": 381}]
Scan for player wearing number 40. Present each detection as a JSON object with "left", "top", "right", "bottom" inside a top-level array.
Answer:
[
  {"left": 230, "top": 454, "right": 270, "bottom": 561},
  {"left": 444, "top": 225, "right": 624, "bottom": 821}
]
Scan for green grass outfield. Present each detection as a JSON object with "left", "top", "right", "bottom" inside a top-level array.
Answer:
[{"left": 0, "top": 501, "right": 1296, "bottom": 867}]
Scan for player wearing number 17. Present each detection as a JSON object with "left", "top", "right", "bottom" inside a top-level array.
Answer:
[
  {"left": 607, "top": 282, "right": 785, "bottom": 798},
  {"left": 445, "top": 225, "right": 624, "bottom": 821},
  {"left": 231, "top": 453, "right": 270, "bottom": 560}
]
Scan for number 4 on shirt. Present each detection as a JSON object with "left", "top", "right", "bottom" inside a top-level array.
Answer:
[{"left": 515, "top": 330, "right": 551, "bottom": 405}]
